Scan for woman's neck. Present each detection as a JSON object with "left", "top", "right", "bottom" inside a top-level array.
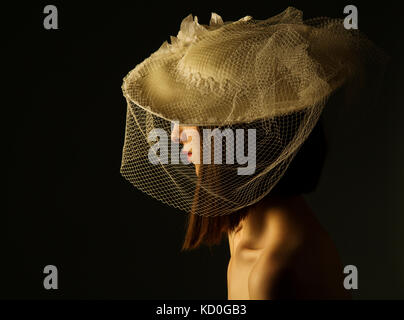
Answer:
[{"left": 233, "top": 195, "right": 315, "bottom": 250}]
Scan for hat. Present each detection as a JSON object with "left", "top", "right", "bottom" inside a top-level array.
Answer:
[{"left": 121, "top": 7, "right": 385, "bottom": 216}]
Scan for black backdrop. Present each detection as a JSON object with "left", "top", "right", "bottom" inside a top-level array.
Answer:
[{"left": 5, "top": 1, "right": 403, "bottom": 299}]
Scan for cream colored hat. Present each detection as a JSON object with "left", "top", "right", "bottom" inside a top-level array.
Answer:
[{"left": 121, "top": 7, "right": 385, "bottom": 216}]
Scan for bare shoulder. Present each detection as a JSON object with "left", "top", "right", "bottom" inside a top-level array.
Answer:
[
  {"left": 247, "top": 196, "right": 348, "bottom": 299},
  {"left": 247, "top": 225, "right": 305, "bottom": 299}
]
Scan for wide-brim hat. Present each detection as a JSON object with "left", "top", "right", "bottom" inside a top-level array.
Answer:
[
  {"left": 122, "top": 7, "right": 364, "bottom": 126},
  {"left": 120, "top": 7, "right": 386, "bottom": 217}
]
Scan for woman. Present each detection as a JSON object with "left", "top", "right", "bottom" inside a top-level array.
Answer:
[
  {"left": 176, "top": 120, "right": 350, "bottom": 299},
  {"left": 120, "top": 8, "right": 384, "bottom": 299}
]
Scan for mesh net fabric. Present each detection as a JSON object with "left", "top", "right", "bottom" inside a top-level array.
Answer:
[{"left": 120, "top": 7, "right": 386, "bottom": 217}]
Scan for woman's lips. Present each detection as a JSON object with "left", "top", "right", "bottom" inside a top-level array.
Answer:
[{"left": 182, "top": 150, "right": 193, "bottom": 162}]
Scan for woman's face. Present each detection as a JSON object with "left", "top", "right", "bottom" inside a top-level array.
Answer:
[{"left": 171, "top": 124, "right": 201, "bottom": 176}]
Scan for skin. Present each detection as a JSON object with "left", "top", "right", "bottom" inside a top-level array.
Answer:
[
  {"left": 171, "top": 124, "right": 201, "bottom": 175},
  {"left": 173, "top": 125, "right": 350, "bottom": 300},
  {"left": 227, "top": 195, "right": 351, "bottom": 299}
]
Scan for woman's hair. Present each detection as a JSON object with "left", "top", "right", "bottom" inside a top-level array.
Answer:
[{"left": 181, "top": 117, "right": 327, "bottom": 251}]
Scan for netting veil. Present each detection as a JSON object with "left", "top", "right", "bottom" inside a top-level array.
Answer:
[{"left": 121, "top": 7, "right": 385, "bottom": 217}]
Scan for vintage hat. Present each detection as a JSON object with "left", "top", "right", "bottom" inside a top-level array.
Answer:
[{"left": 121, "top": 7, "right": 385, "bottom": 216}]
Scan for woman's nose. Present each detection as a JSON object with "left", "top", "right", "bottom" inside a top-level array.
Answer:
[{"left": 171, "top": 123, "right": 182, "bottom": 143}]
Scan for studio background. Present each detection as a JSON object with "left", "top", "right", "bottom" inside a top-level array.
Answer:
[{"left": 5, "top": 0, "right": 403, "bottom": 299}]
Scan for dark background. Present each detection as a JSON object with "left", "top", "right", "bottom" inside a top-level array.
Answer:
[{"left": 5, "top": 1, "right": 403, "bottom": 299}]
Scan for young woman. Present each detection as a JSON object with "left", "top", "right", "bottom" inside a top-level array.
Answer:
[
  {"left": 176, "top": 121, "right": 350, "bottom": 299},
  {"left": 120, "top": 8, "right": 385, "bottom": 299}
]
